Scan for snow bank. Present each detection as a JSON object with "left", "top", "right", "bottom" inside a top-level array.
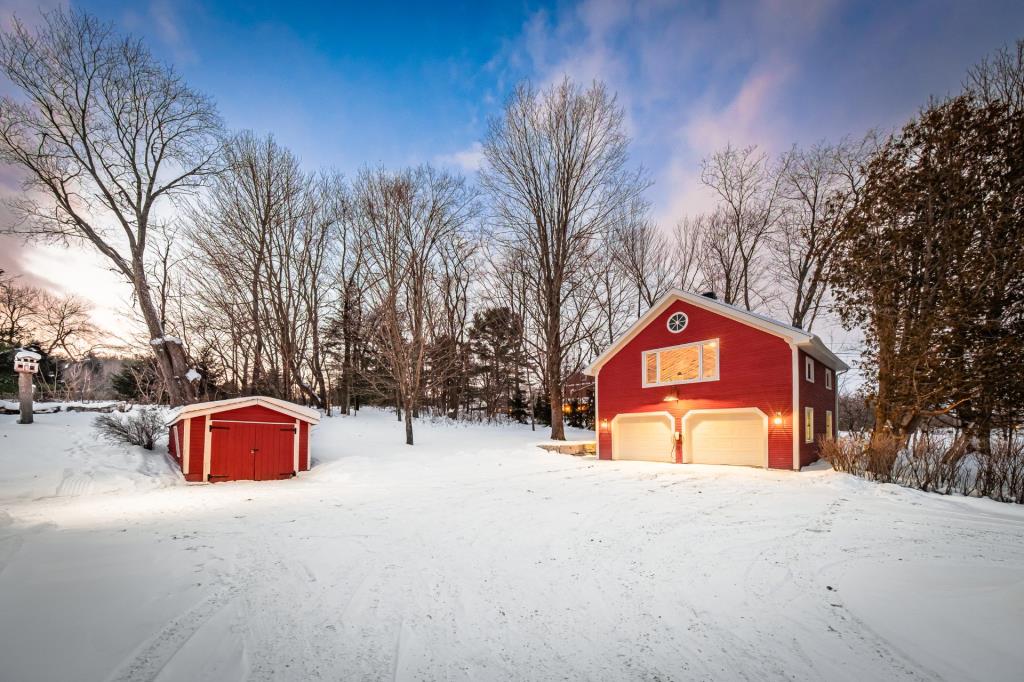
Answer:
[{"left": 0, "top": 408, "right": 181, "bottom": 503}]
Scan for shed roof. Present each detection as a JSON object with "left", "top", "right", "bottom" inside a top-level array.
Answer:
[
  {"left": 584, "top": 289, "right": 849, "bottom": 375},
  {"left": 166, "top": 395, "right": 321, "bottom": 426}
]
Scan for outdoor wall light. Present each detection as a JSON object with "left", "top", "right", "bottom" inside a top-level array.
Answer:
[
  {"left": 663, "top": 392, "right": 678, "bottom": 402},
  {"left": 600, "top": 418, "right": 609, "bottom": 431},
  {"left": 773, "top": 412, "right": 783, "bottom": 425}
]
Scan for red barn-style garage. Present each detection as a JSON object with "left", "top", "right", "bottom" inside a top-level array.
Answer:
[
  {"left": 166, "top": 396, "right": 320, "bottom": 482},
  {"left": 585, "top": 290, "right": 848, "bottom": 470}
]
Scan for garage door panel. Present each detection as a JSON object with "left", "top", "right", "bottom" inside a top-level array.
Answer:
[
  {"left": 685, "top": 411, "right": 765, "bottom": 467},
  {"left": 612, "top": 413, "right": 676, "bottom": 463}
]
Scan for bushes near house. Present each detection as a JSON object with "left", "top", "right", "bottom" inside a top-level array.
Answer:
[
  {"left": 821, "top": 430, "right": 1024, "bottom": 503},
  {"left": 93, "top": 407, "right": 166, "bottom": 451}
]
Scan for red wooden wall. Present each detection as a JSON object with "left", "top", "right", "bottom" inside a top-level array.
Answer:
[
  {"left": 185, "top": 418, "right": 205, "bottom": 481},
  {"left": 596, "top": 298, "right": 796, "bottom": 469},
  {"left": 798, "top": 350, "right": 838, "bottom": 466}
]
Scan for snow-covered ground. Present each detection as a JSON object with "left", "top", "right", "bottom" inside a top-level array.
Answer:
[{"left": 1, "top": 409, "right": 1022, "bottom": 681}]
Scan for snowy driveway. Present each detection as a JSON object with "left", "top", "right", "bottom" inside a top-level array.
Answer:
[{"left": 2, "top": 410, "right": 1023, "bottom": 681}]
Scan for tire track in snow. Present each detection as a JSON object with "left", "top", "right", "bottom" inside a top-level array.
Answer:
[{"left": 107, "top": 583, "right": 242, "bottom": 682}]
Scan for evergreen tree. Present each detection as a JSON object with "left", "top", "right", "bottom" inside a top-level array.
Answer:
[
  {"left": 469, "top": 307, "right": 523, "bottom": 421},
  {"left": 831, "top": 92, "right": 1024, "bottom": 447}
]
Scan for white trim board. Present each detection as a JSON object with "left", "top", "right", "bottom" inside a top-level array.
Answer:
[
  {"left": 791, "top": 343, "right": 801, "bottom": 471},
  {"left": 182, "top": 418, "right": 192, "bottom": 475},
  {"left": 293, "top": 418, "right": 300, "bottom": 473}
]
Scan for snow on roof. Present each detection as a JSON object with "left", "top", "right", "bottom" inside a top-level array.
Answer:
[
  {"left": 584, "top": 289, "right": 849, "bottom": 375},
  {"left": 167, "top": 395, "right": 321, "bottom": 425},
  {"left": 14, "top": 349, "right": 42, "bottom": 360}
]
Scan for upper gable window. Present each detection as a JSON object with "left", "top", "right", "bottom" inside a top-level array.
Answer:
[
  {"left": 825, "top": 368, "right": 833, "bottom": 390},
  {"left": 666, "top": 311, "right": 688, "bottom": 333},
  {"left": 643, "top": 339, "right": 719, "bottom": 387},
  {"left": 804, "top": 357, "right": 815, "bottom": 382}
]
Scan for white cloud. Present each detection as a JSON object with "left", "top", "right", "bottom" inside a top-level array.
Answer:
[
  {"left": 435, "top": 142, "right": 485, "bottom": 173},
  {"left": 494, "top": 0, "right": 839, "bottom": 226}
]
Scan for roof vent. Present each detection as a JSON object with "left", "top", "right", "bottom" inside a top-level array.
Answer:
[{"left": 701, "top": 291, "right": 717, "bottom": 300}]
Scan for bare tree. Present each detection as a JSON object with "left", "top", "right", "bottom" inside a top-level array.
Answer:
[
  {"left": 699, "top": 145, "right": 786, "bottom": 310},
  {"left": 356, "top": 165, "right": 477, "bottom": 445},
  {"left": 185, "top": 132, "right": 303, "bottom": 397},
  {"left": 480, "top": 78, "right": 647, "bottom": 439},
  {"left": 0, "top": 270, "right": 35, "bottom": 345},
  {"left": 0, "top": 10, "right": 223, "bottom": 404},
  {"left": 609, "top": 198, "right": 672, "bottom": 316},
  {"left": 966, "top": 38, "right": 1024, "bottom": 111},
  {"left": 31, "top": 291, "right": 98, "bottom": 360},
  {"left": 690, "top": 210, "right": 745, "bottom": 304},
  {"left": 427, "top": 232, "right": 479, "bottom": 417},
  {"left": 772, "top": 137, "right": 874, "bottom": 330},
  {"left": 671, "top": 219, "right": 706, "bottom": 294},
  {"left": 0, "top": 272, "right": 98, "bottom": 358},
  {"left": 591, "top": 234, "right": 632, "bottom": 348}
]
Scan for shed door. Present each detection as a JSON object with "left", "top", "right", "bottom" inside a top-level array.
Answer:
[
  {"left": 252, "top": 423, "right": 297, "bottom": 481},
  {"left": 210, "top": 423, "right": 254, "bottom": 481},
  {"left": 684, "top": 411, "right": 766, "bottom": 467},
  {"left": 210, "top": 422, "right": 297, "bottom": 481},
  {"left": 612, "top": 413, "right": 676, "bottom": 463}
]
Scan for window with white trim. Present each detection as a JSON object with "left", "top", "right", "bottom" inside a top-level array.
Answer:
[
  {"left": 825, "top": 410, "right": 833, "bottom": 440},
  {"left": 804, "top": 357, "right": 815, "bottom": 382},
  {"left": 825, "top": 368, "right": 833, "bottom": 390},
  {"left": 805, "top": 406, "right": 814, "bottom": 443},
  {"left": 666, "top": 311, "right": 688, "bottom": 333},
  {"left": 642, "top": 339, "right": 719, "bottom": 387}
]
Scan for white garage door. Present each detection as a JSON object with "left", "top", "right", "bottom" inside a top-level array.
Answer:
[
  {"left": 684, "top": 410, "right": 766, "bottom": 467},
  {"left": 612, "top": 413, "right": 676, "bottom": 463}
]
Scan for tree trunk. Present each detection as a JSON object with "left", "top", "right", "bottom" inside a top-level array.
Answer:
[
  {"left": 404, "top": 399, "right": 414, "bottom": 445},
  {"left": 546, "top": 308, "right": 566, "bottom": 440},
  {"left": 134, "top": 266, "right": 195, "bottom": 406}
]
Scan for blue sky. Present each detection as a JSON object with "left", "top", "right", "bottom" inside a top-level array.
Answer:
[
  {"left": 31, "top": 0, "right": 1024, "bottom": 219},
  {"left": 2, "top": 0, "right": 1024, "bottom": 339}
]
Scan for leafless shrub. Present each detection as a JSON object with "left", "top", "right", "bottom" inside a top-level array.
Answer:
[
  {"left": 903, "top": 431, "right": 970, "bottom": 495},
  {"left": 93, "top": 408, "right": 166, "bottom": 451},
  {"left": 819, "top": 433, "right": 866, "bottom": 473},
  {"left": 823, "top": 429, "right": 1024, "bottom": 504},
  {"left": 973, "top": 431, "right": 1024, "bottom": 503},
  {"left": 865, "top": 433, "right": 903, "bottom": 483}
]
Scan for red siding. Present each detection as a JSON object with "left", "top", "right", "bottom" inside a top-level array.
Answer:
[
  {"left": 596, "top": 298, "right": 796, "bottom": 469},
  {"left": 210, "top": 404, "right": 295, "bottom": 423},
  {"left": 798, "top": 350, "right": 838, "bottom": 466},
  {"left": 299, "top": 421, "right": 310, "bottom": 471},
  {"left": 183, "top": 417, "right": 206, "bottom": 482}
]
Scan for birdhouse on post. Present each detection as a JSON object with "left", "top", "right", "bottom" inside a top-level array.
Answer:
[{"left": 14, "top": 349, "right": 41, "bottom": 425}]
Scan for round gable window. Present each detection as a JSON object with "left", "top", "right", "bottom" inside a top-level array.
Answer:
[{"left": 666, "top": 311, "right": 688, "bottom": 333}]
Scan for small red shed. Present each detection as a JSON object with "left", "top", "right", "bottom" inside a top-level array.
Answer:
[
  {"left": 166, "top": 396, "right": 320, "bottom": 482},
  {"left": 585, "top": 290, "right": 848, "bottom": 470}
]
